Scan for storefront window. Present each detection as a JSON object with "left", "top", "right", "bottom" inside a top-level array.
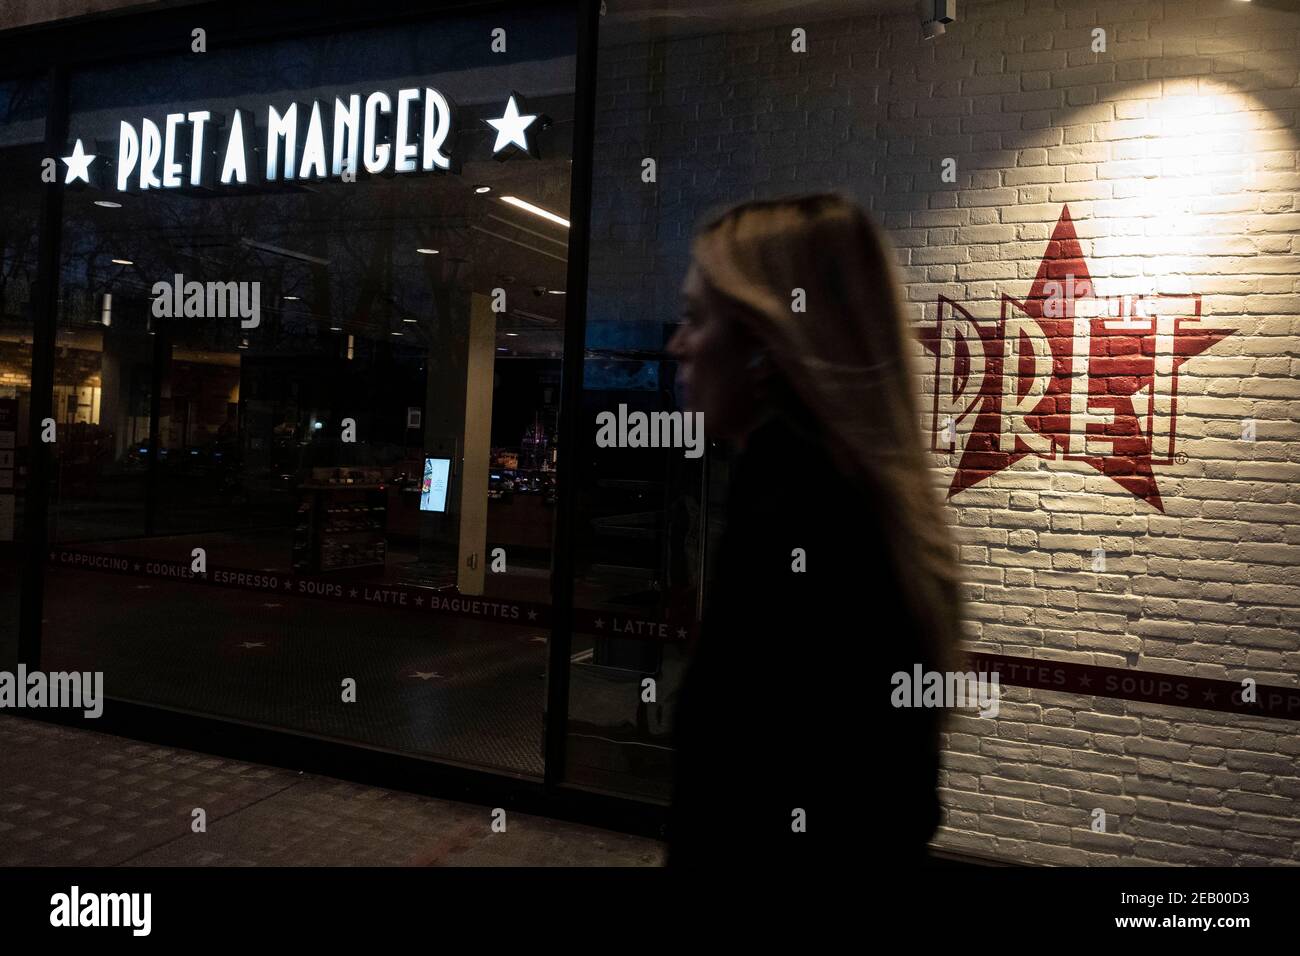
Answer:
[
  {"left": 41, "top": 4, "right": 578, "bottom": 776},
  {"left": 560, "top": 21, "right": 708, "bottom": 801},
  {"left": 0, "top": 74, "right": 45, "bottom": 671}
]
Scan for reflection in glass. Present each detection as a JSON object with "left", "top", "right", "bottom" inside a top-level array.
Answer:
[
  {"left": 0, "top": 75, "right": 46, "bottom": 671},
  {"left": 40, "top": 5, "right": 577, "bottom": 777}
]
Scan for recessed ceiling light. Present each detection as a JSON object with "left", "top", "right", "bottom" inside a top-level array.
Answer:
[
  {"left": 547, "top": 289, "right": 566, "bottom": 295},
  {"left": 94, "top": 200, "right": 122, "bottom": 209},
  {"left": 416, "top": 248, "right": 439, "bottom": 255},
  {"left": 391, "top": 331, "right": 403, "bottom": 336},
  {"left": 111, "top": 258, "right": 133, "bottom": 265},
  {"left": 505, "top": 332, "right": 519, "bottom": 337},
  {"left": 328, "top": 326, "right": 342, "bottom": 331},
  {"left": 497, "top": 347, "right": 508, "bottom": 351},
  {"left": 283, "top": 295, "right": 300, "bottom": 301},
  {"left": 475, "top": 185, "right": 491, "bottom": 194},
  {"left": 403, "top": 318, "right": 418, "bottom": 323},
  {"left": 500, "top": 195, "right": 570, "bottom": 228}
]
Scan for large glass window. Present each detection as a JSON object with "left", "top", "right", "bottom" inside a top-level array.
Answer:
[
  {"left": 41, "top": 5, "right": 578, "bottom": 776},
  {"left": 0, "top": 74, "right": 45, "bottom": 672},
  {"left": 559, "top": 20, "right": 708, "bottom": 801}
]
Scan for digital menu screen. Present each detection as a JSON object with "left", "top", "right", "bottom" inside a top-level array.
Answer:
[{"left": 420, "top": 457, "right": 450, "bottom": 512}]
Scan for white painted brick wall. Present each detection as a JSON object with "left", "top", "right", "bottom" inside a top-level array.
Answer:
[{"left": 592, "top": 0, "right": 1300, "bottom": 864}]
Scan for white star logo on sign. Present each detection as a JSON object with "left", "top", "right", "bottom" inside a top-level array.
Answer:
[
  {"left": 62, "top": 139, "right": 97, "bottom": 184},
  {"left": 486, "top": 95, "right": 537, "bottom": 157}
]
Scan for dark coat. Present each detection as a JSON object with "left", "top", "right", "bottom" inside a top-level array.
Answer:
[{"left": 667, "top": 410, "right": 944, "bottom": 869}]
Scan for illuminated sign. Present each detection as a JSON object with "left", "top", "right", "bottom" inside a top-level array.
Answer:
[
  {"left": 60, "top": 90, "right": 541, "bottom": 191},
  {"left": 920, "top": 205, "right": 1236, "bottom": 512},
  {"left": 485, "top": 94, "right": 538, "bottom": 159},
  {"left": 420, "top": 458, "right": 451, "bottom": 513}
]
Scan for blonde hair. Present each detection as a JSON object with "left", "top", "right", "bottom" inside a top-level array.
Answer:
[{"left": 691, "top": 193, "right": 963, "bottom": 670}]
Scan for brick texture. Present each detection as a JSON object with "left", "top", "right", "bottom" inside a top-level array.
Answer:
[{"left": 590, "top": 0, "right": 1300, "bottom": 865}]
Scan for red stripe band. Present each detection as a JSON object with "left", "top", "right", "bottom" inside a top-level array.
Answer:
[
  {"left": 963, "top": 651, "right": 1300, "bottom": 722},
  {"left": 45, "top": 547, "right": 694, "bottom": 641}
]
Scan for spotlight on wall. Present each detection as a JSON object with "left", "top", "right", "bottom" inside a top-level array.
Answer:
[{"left": 920, "top": 0, "right": 956, "bottom": 39}]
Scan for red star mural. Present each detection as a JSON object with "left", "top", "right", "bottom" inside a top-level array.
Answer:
[{"left": 919, "top": 205, "right": 1237, "bottom": 512}]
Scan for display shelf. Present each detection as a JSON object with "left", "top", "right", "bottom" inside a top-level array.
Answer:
[{"left": 292, "top": 484, "right": 388, "bottom": 574}]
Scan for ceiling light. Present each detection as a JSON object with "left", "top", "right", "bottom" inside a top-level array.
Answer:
[
  {"left": 111, "top": 258, "right": 133, "bottom": 265},
  {"left": 505, "top": 332, "right": 519, "bottom": 337},
  {"left": 94, "top": 200, "right": 122, "bottom": 209},
  {"left": 240, "top": 237, "right": 330, "bottom": 265},
  {"left": 283, "top": 295, "right": 300, "bottom": 301},
  {"left": 547, "top": 289, "right": 566, "bottom": 295},
  {"left": 500, "top": 195, "right": 570, "bottom": 228},
  {"left": 391, "top": 331, "right": 403, "bottom": 336},
  {"left": 475, "top": 185, "right": 491, "bottom": 194},
  {"left": 329, "top": 326, "right": 342, "bottom": 331},
  {"left": 416, "top": 247, "right": 439, "bottom": 255}
]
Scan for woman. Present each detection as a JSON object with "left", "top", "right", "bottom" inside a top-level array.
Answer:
[{"left": 665, "top": 194, "right": 964, "bottom": 869}]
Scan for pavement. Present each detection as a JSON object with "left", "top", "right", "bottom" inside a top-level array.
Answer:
[{"left": 0, "top": 713, "right": 667, "bottom": 867}]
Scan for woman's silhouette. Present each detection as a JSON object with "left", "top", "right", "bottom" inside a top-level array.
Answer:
[{"left": 666, "top": 194, "right": 964, "bottom": 868}]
